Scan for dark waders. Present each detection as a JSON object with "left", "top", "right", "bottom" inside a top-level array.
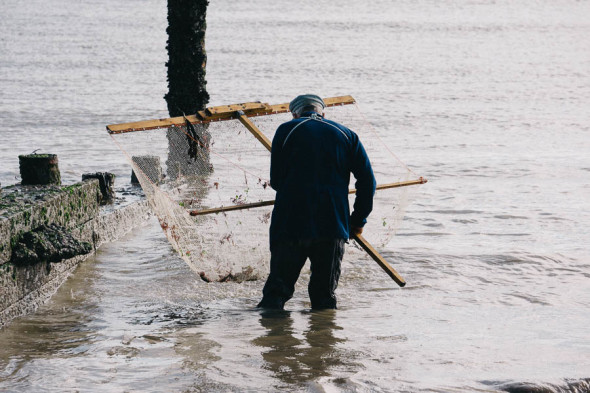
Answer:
[{"left": 257, "top": 239, "right": 346, "bottom": 310}]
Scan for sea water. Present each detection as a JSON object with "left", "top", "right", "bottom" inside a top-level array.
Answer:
[{"left": 1, "top": 0, "right": 589, "bottom": 391}]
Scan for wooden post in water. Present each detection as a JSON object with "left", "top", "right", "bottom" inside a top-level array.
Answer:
[
  {"left": 19, "top": 154, "right": 61, "bottom": 186},
  {"left": 130, "top": 156, "right": 162, "bottom": 185},
  {"left": 82, "top": 172, "right": 116, "bottom": 205},
  {"left": 164, "top": 0, "right": 209, "bottom": 116},
  {"left": 164, "top": 0, "right": 211, "bottom": 181}
]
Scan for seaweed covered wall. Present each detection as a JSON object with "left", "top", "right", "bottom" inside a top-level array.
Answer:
[
  {"left": 0, "top": 180, "right": 101, "bottom": 324},
  {"left": 0, "top": 180, "right": 152, "bottom": 327}
]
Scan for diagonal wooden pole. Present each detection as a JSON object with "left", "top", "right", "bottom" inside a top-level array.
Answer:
[
  {"left": 229, "top": 111, "right": 410, "bottom": 287},
  {"left": 236, "top": 110, "right": 272, "bottom": 151},
  {"left": 352, "top": 233, "right": 405, "bottom": 287}
]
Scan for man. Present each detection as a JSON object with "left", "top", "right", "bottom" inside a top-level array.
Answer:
[{"left": 257, "top": 94, "right": 376, "bottom": 310}]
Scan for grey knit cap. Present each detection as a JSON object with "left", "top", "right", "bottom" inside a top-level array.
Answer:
[{"left": 289, "top": 94, "right": 326, "bottom": 115}]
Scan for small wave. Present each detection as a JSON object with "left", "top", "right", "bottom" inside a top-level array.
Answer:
[
  {"left": 494, "top": 215, "right": 529, "bottom": 220},
  {"left": 542, "top": 216, "right": 570, "bottom": 222},
  {"left": 402, "top": 284, "right": 433, "bottom": 291},
  {"left": 469, "top": 232, "right": 531, "bottom": 237},
  {"left": 423, "top": 222, "right": 444, "bottom": 228},
  {"left": 375, "top": 335, "right": 407, "bottom": 343},
  {"left": 397, "top": 232, "right": 453, "bottom": 236},
  {"left": 428, "top": 209, "right": 484, "bottom": 215},
  {"left": 480, "top": 253, "right": 544, "bottom": 266},
  {"left": 506, "top": 292, "right": 551, "bottom": 306}
]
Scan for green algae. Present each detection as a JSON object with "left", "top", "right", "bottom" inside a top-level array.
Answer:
[
  {"left": 10, "top": 224, "right": 92, "bottom": 267},
  {"left": 18, "top": 154, "right": 54, "bottom": 159}
]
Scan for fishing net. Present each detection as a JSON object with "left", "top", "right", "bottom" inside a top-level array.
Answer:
[{"left": 109, "top": 101, "right": 421, "bottom": 282}]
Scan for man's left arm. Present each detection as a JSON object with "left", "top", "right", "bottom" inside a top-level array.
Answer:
[{"left": 349, "top": 133, "right": 377, "bottom": 232}]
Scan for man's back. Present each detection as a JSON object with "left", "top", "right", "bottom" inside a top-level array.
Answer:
[{"left": 269, "top": 113, "right": 375, "bottom": 243}]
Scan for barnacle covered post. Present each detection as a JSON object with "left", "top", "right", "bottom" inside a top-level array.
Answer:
[
  {"left": 19, "top": 154, "right": 61, "bottom": 186},
  {"left": 164, "top": 0, "right": 209, "bottom": 116},
  {"left": 164, "top": 0, "right": 211, "bottom": 180}
]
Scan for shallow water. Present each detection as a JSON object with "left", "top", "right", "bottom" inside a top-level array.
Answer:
[{"left": 1, "top": 0, "right": 590, "bottom": 391}]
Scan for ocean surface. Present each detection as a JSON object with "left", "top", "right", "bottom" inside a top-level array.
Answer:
[{"left": 1, "top": 0, "right": 589, "bottom": 391}]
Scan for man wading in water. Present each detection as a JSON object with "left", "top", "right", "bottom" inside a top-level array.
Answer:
[{"left": 257, "top": 94, "right": 376, "bottom": 310}]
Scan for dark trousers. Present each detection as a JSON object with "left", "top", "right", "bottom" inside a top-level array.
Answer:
[{"left": 257, "top": 239, "right": 346, "bottom": 310}]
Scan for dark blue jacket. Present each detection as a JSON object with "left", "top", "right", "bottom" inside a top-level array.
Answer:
[{"left": 269, "top": 112, "right": 376, "bottom": 244}]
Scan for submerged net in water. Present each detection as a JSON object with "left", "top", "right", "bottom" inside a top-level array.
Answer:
[{"left": 108, "top": 99, "right": 422, "bottom": 282}]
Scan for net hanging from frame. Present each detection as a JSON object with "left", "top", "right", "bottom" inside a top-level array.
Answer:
[{"left": 107, "top": 96, "right": 426, "bottom": 283}]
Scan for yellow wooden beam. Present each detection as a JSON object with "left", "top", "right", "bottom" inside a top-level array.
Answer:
[
  {"left": 205, "top": 102, "right": 270, "bottom": 116},
  {"left": 106, "top": 95, "right": 356, "bottom": 134}
]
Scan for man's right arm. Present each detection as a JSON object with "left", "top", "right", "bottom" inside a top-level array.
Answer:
[{"left": 270, "top": 124, "right": 288, "bottom": 191}]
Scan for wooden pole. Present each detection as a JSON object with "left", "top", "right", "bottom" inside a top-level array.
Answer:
[
  {"left": 236, "top": 111, "right": 272, "bottom": 151},
  {"left": 189, "top": 177, "right": 426, "bottom": 216},
  {"left": 190, "top": 199, "right": 275, "bottom": 216},
  {"left": 352, "top": 233, "right": 406, "bottom": 287},
  {"left": 106, "top": 95, "right": 356, "bottom": 134},
  {"left": 164, "top": 0, "right": 209, "bottom": 117},
  {"left": 354, "top": 177, "right": 427, "bottom": 193}
]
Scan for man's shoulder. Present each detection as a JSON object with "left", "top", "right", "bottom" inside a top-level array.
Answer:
[
  {"left": 281, "top": 117, "right": 308, "bottom": 126},
  {"left": 274, "top": 119, "right": 300, "bottom": 144},
  {"left": 321, "top": 118, "right": 358, "bottom": 140},
  {"left": 322, "top": 117, "right": 349, "bottom": 130},
  {"left": 275, "top": 116, "right": 358, "bottom": 142},
  {"left": 277, "top": 118, "right": 305, "bottom": 130},
  {"left": 275, "top": 118, "right": 309, "bottom": 135}
]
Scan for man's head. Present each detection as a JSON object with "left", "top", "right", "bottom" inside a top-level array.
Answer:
[{"left": 289, "top": 94, "right": 326, "bottom": 118}]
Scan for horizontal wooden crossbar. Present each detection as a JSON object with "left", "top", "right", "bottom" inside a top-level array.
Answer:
[
  {"left": 106, "top": 95, "right": 356, "bottom": 134},
  {"left": 189, "top": 178, "right": 427, "bottom": 217}
]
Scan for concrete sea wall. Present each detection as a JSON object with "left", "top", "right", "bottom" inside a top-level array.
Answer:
[{"left": 0, "top": 179, "right": 151, "bottom": 327}]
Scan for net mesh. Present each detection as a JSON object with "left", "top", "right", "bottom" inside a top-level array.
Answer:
[{"left": 110, "top": 104, "right": 419, "bottom": 282}]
